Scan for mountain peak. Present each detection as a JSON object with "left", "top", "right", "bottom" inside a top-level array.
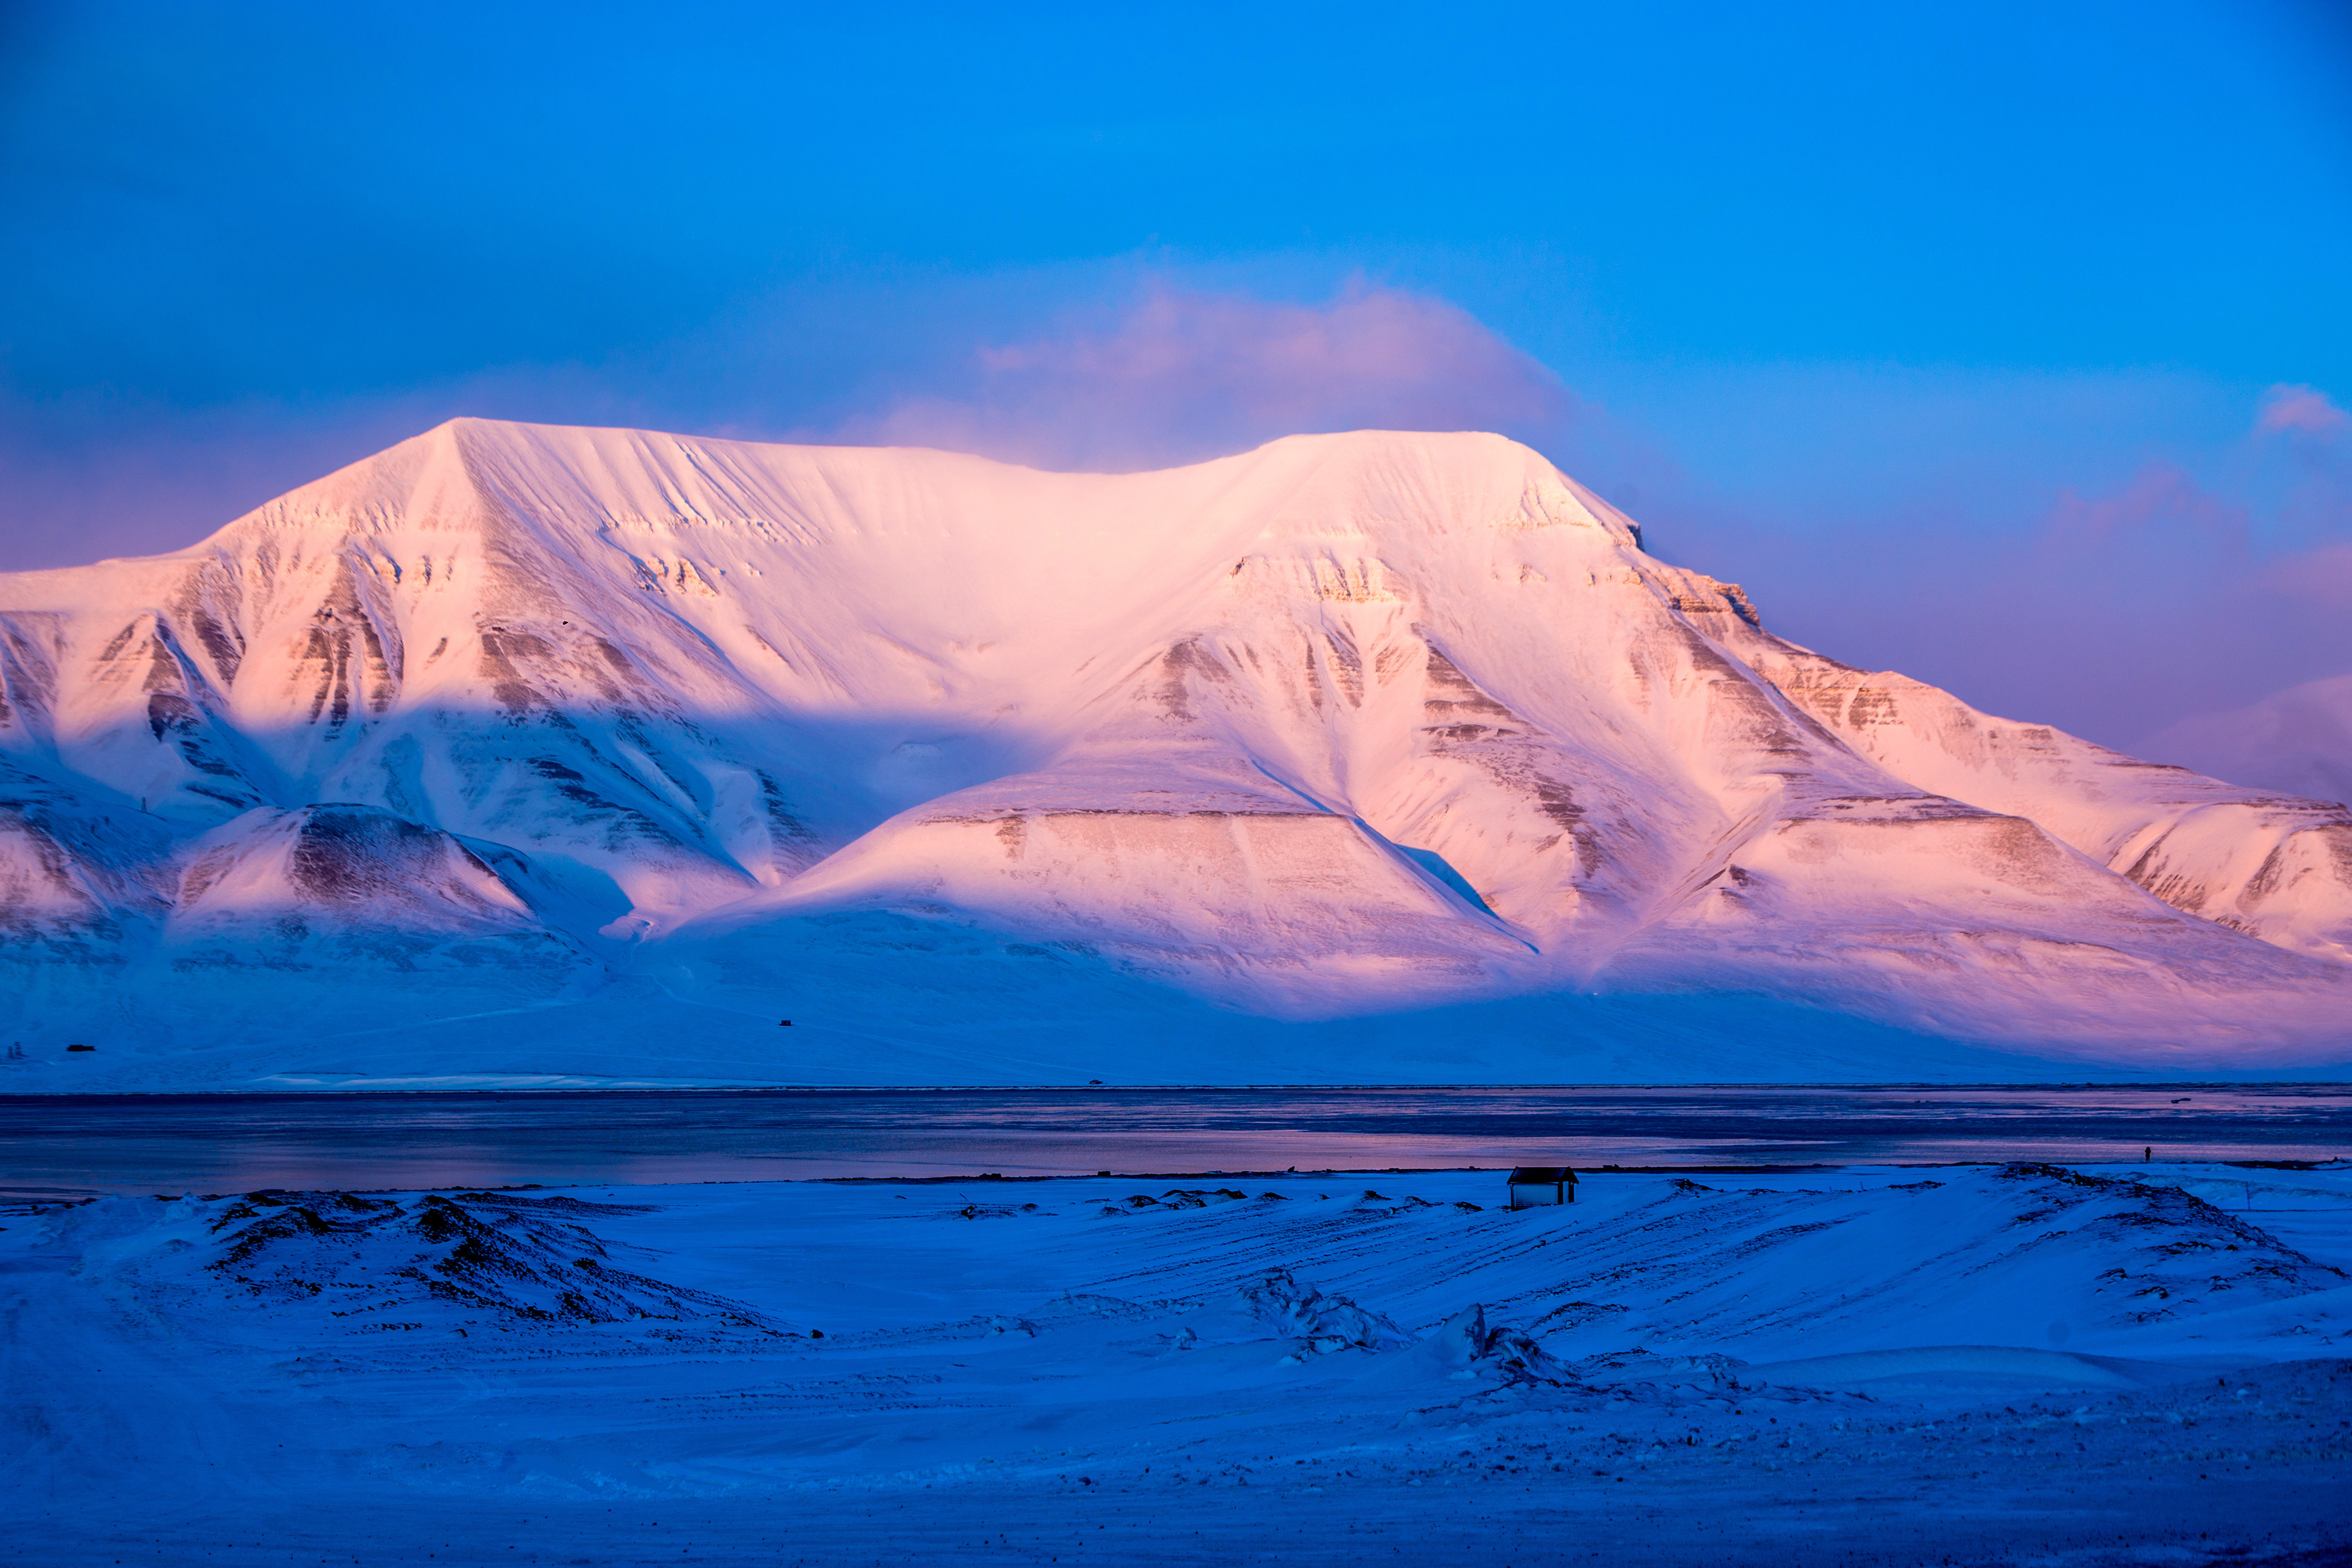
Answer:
[{"left": 1, "top": 420, "right": 2345, "bottom": 1084}]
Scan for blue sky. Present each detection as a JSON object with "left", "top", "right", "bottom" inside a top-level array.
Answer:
[{"left": 2, "top": 0, "right": 2348, "bottom": 748}]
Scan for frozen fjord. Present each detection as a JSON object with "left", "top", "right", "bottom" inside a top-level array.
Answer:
[{"left": 7, "top": 1160, "right": 2351, "bottom": 1565}]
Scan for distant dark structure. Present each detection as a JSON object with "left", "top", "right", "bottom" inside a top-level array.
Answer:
[
  {"left": 1507, "top": 1167, "right": 1576, "bottom": 1209},
  {"left": 779, "top": 1020, "right": 793, "bottom": 1027},
  {"left": 66, "top": 1043, "right": 95, "bottom": 1053}
]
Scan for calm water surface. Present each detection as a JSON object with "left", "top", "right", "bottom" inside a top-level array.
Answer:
[{"left": 2, "top": 1085, "right": 2346, "bottom": 1195}]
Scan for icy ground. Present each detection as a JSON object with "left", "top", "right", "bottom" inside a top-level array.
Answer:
[{"left": 6, "top": 1161, "right": 2351, "bottom": 1566}]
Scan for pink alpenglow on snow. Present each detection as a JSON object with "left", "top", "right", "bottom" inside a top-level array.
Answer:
[{"left": 0, "top": 419, "right": 2347, "bottom": 1090}]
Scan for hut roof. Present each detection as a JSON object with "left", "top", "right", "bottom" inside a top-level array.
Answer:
[{"left": 1507, "top": 1166, "right": 1577, "bottom": 1184}]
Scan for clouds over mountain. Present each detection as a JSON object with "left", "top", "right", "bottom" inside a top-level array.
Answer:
[
  {"left": 848, "top": 283, "right": 1573, "bottom": 472},
  {"left": 2, "top": 271, "right": 2346, "bottom": 773}
]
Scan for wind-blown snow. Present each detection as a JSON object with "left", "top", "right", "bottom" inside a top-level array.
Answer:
[{"left": 2, "top": 420, "right": 2348, "bottom": 1086}]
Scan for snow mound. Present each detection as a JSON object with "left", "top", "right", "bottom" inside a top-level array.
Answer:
[
  {"left": 1499, "top": 1164, "right": 2347, "bottom": 1364},
  {"left": 1407, "top": 1302, "right": 1567, "bottom": 1385},
  {"left": 1240, "top": 1267, "right": 1411, "bottom": 1354},
  {"left": 205, "top": 1188, "right": 789, "bottom": 1330}
]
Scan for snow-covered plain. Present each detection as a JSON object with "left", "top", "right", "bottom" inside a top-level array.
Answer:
[
  {"left": 6, "top": 1160, "right": 2349, "bottom": 1565},
  {"left": 3, "top": 419, "right": 2350, "bottom": 1086}
]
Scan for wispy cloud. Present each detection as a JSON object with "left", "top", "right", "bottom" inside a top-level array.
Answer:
[
  {"left": 2256, "top": 538, "right": 2352, "bottom": 610},
  {"left": 2256, "top": 383, "right": 2351, "bottom": 437},
  {"left": 2040, "top": 461, "right": 2249, "bottom": 554},
  {"left": 845, "top": 282, "right": 1574, "bottom": 471}
]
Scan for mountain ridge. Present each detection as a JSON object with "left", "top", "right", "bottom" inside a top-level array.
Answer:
[{"left": 2, "top": 419, "right": 2346, "bottom": 1087}]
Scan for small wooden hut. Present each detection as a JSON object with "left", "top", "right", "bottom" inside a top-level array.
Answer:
[{"left": 1506, "top": 1166, "right": 1577, "bottom": 1209}]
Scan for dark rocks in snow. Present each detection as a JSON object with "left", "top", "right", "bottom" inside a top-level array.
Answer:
[
  {"left": 1242, "top": 1266, "right": 1410, "bottom": 1355},
  {"left": 205, "top": 1188, "right": 786, "bottom": 1332}
]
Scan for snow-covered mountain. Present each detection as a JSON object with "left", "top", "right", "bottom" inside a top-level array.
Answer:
[{"left": 3, "top": 420, "right": 2346, "bottom": 1087}]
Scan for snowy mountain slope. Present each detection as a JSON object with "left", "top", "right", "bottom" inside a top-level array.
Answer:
[
  {"left": 1721, "top": 635, "right": 2352, "bottom": 965},
  {"left": 0, "top": 419, "right": 2346, "bottom": 1083}
]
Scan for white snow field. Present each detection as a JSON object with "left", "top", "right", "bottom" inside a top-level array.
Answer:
[
  {"left": 2, "top": 419, "right": 2349, "bottom": 1086},
  {"left": 6, "top": 1161, "right": 2349, "bottom": 1565}
]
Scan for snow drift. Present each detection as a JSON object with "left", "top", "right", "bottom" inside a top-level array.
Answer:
[{"left": 1, "top": 418, "right": 2346, "bottom": 1085}]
